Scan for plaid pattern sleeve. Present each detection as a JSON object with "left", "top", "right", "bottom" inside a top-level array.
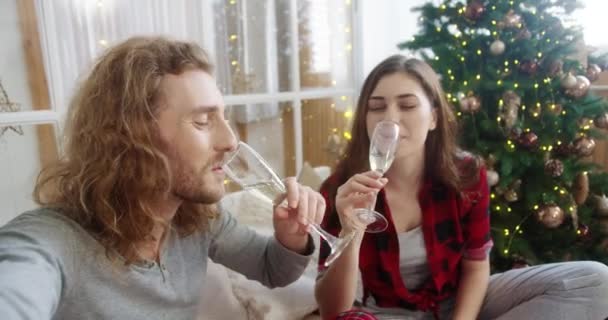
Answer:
[{"left": 462, "top": 166, "right": 493, "bottom": 260}]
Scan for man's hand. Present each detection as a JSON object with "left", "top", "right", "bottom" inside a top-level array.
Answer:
[{"left": 273, "top": 177, "right": 326, "bottom": 254}]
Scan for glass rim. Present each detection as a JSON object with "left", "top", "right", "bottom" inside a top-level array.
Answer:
[{"left": 221, "top": 141, "right": 285, "bottom": 190}]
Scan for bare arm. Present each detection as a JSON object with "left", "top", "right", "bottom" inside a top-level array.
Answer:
[
  {"left": 315, "top": 171, "right": 386, "bottom": 319},
  {"left": 315, "top": 231, "right": 363, "bottom": 319},
  {"left": 453, "top": 165, "right": 492, "bottom": 319},
  {"left": 452, "top": 258, "right": 490, "bottom": 320}
]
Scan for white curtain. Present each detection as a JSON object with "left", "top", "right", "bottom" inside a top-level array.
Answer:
[{"left": 34, "top": 0, "right": 216, "bottom": 125}]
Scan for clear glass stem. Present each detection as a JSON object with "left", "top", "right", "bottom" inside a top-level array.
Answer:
[
  {"left": 273, "top": 188, "right": 354, "bottom": 266},
  {"left": 369, "top": 169, "right": 384, "bottom": 210},
  {"left": 308, "top": 223, "right": 337, "bottom": 248}
]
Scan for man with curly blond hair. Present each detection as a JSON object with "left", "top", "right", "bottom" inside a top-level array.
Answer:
[{"left": 0, "top": 36, "right": 325, "bottom": 319}]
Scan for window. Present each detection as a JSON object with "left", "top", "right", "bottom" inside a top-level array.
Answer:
[{"left": 0, "top": 0, "right": 361, "bottom": 221}]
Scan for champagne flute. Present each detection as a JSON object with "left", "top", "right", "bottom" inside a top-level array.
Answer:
[
  {"left": 323, "top": 120, "right": 399, "bottom": 266},
  {"left": 222, "top": 141, "right": 354, "bottom": 266},
  {"left": 353, "top": 120, "right": 400, "bottom": 232}
]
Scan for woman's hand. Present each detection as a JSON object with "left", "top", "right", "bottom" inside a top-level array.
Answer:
[{"left": 335, "top": 170, "right": 387, "bottom": 234}]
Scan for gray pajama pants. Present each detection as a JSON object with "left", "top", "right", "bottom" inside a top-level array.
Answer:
[
  {"left": 476, "top": 261, "right": 608, "bottom": 320},
  {"left": 367, "top": 261, "right": 608, "bottom": 319}
]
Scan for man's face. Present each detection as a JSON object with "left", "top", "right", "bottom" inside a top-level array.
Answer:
[{"left": 156, "top": 69, "right": 236, "bottom": 204}]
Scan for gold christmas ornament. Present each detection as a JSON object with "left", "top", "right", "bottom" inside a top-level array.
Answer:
[
  {"left": 504, "top": 189, "right": 518, "bottom": 202},
  {"left": 459, "top": 95, "right": 481, "bottom": 113},
  {"left": 487, "top": 169, "right": 500, "bottom": 187},
  {"left": 501, "top": 91, "right": 520, "bottom": 129},
  {"left": 573, "top": 172, "right": 590, "bottom": 205},
  {"left": 490, "top": 39, "right": 506, "bottom": 55},
  {"left": 573, "top": 137, "right": 596, "bottom": 157},
  {"left": 594, "top": 194, "right": 608, "bottom": 217},
  {"left": 544, "top": 159, "right": 564, "bottom": 177},
  {"left": 565, "top": 75, "right": 590, "bottom": 98},
  {"left": 560, "top": 73, "right": 577, "bottom": 89},
  {"left": 586, "top": 64, "right": 602, "bottom": 82},
  {"left": 536, "top": 204, "right": 565, "bottom": 228},
  {"left": 594, "top": 113, "right": 608, "bottom": 129},
  {"left": 577, "top": 117, "right": 593, "bottom": 130},
  {"left": 486, "top": 154, "right": 497, "bottom": 168}
]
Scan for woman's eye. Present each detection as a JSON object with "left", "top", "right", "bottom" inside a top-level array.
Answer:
[
  {"left": 399, "top": 104, "right": 416, "bottom": 109},
  {"left": 368, "top": 104, "right": 386, "bottom": 111}
]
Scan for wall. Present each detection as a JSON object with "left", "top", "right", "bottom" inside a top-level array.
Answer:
[
  {"left": 0, "top": 0, "right": 40, "bottom": 226},
  {"left": 360, "top": 0, "right": 428, "bottom": 78}
]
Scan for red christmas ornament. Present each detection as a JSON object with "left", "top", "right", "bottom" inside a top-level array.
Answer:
[
  {"left": 518, "top": 131, "right": 538, "bottom": 149},
  {"left": 511, "top": 255, "right": 531, "bottom": 269},
  {"left": 508, "top": 127, "right": 523, "bottom": 140},
  {"left": 573, "top": 137, "right": 596, "bottom": 157},
  {"left": 536, "top": 204, "right": 565, "bottom": 228},
  {"left": 577, "top": 224, "right": 590, "bottom": 238},
  {"left": 544, "top": 159, "right": 564, "bottom": 177},
  {"left": 554, "top": 142, "right": 573, "bottom": 156},
  {"left": 520, "top": 59, "right": 539, "bottom": 75},
  {"left": 503, "top": 9, "right": 522, "bottom": 28},
  {"left": 465, "top": 0, "right": 485, "bottom": 21}
]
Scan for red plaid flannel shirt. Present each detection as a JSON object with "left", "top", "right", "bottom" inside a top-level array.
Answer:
[{"left": 318, "top": 166, "right": 492, "bottom": 316}]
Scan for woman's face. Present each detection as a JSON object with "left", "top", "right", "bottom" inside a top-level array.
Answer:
[{"left": 365, "top": 72, "right": 437, "bottom": 161}]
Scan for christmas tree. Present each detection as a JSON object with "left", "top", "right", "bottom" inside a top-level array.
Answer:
[{"left": 400, "top": 0, "right": 608, "bottom": 271}]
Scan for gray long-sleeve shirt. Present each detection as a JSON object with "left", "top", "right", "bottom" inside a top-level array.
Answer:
[{"left": 0, "top": 207, "right": 313, "bottom": 319}]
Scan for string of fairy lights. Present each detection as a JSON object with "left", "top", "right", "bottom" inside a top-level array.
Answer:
[
  {"left": 224, "top": 0, "right": 356, "bottom": 151},
  {"left": 412, "top": 0, "right": 602, "bottom": 256}
]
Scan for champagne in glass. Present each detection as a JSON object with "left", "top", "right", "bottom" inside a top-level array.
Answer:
[
  {"left": 243, "top": 180, "right": 286, "bottom": 206},
  {"left": 369, "top": 150, "right": 395, "bottom": 173},
  {"left": 354, "top": 120, "right": 400, "bottom": 231}
]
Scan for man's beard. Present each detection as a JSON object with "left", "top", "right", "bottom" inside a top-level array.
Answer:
[{"left": 171, "top": 160, "right": 223, "bottom": 204}]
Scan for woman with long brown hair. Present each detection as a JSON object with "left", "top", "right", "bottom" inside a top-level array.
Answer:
[{"left": 314, "top": 55, "right": 608, "bottom": 320}]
